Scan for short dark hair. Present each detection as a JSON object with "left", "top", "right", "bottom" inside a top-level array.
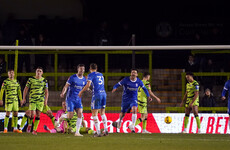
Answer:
[
  {"left": 36, "top": 66, "right": 43, "bottom": 71},
  {"left": 143, "top": 72, "right": 150, "bottom": 78},
  {"left": 131, "top": 68, "right": 138, "bottom": 73},
  {"left": 186, "top": 72, "right": 194, "bottom": 77},
  {"left": 77, "top": 64, "right": 85, "bottom": 69},
  {"left": 90, "top": 63, "right": 97, "bottom": 70}
]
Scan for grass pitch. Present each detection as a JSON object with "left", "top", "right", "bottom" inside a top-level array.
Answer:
[{"left": 0, "top": 133, "right": 230, "bottom": 150}]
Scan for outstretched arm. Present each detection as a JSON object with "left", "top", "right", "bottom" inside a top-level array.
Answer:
[
  {"left": 60, "top": 83, "right": 70, "bottom": 98},
  {"left": 149, "top": 90, "right": 161, "bottom": 103},
  {"left": 78, "top": 81, "right": 91, "bottom": 98},
  {"left": 112, "top": 78, "right": 125, "bottom": 93}
]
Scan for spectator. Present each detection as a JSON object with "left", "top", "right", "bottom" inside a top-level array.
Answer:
[
  {"left": 35, "top": 33, "right": 49, "bottom": 71},
  {"left": 202, "top": 58, "right": 215, "bottom": 91},
  {"left": 116, "top": 22, "right": 132, "bottom": 45},
  {"left": 93, "top": 21, "right": 112, "bottom": 46},
  {"left": 17, "top": 26, "right": 32, "bottom": 73},
  {"left": 200, "top": 88, "right": 216, "bottom": 108},
  {"left": 185, "top": 55, "right": 199, "bottom": 72}
]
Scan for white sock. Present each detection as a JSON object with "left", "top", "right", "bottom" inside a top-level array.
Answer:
[
  {"left": 14, "top": 127, "right": 18, "bottom": 130},
  {"left": 132, "top": 114, "right": 137, "bottom": 129},
  {"left": 93, "top": 116, "right": 100, "bottom": 135},
  {"left": 101, "top": 115, "right": 108, "bottom": 132},
  {"left": 76, "top": 117, "right": 82, "bottom": 134},
  {"left": 4, "top": 127, "right": 7, "bottom": 130},
  {"left": 184, "top": 128, "right": 187, "bottom": 132}
]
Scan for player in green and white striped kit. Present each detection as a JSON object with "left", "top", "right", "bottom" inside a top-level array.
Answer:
[
  {"left": 0, "top": 69, "right": 22, "bottom": 133},
  {"left": 61, "top": 111, "right": 95, "bottom": 135},
  {"left": 21, "top": 67, "right": 49, "bottom": 135},
  {"left": 135, "top": 72, "right": 161, "bottom": 133},
  {"left": 180, "top": 72, "right": 201, "bottom": 133}
]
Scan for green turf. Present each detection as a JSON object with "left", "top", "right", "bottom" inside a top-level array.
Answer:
[{"left": 0, "top": 133, "right": 230, "bottom": 150}]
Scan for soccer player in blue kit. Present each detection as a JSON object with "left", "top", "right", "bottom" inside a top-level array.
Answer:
[
  {"left": 60, "top": 64, "right": 86, "bottom": 136},
  {"left": 221, "top": 79, "right": 230, "bottom": 131},
  {"left": 79, "top": 63, "right": 108, "bottom": 137},
  {"left": 112, "top": 69, "right": 152, "bottom": 133}
]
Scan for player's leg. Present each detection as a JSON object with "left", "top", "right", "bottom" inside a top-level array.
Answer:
[
  {"left": 19, "top": 110, "right": 30, "bottom": 131},
  {"left": 142, "top": 113, "right": 150, "bottom": 133},
  {"left": 92, "top": 109, "right": 101, "bottom": 136},
  {"left": 32, "top": 110, "right": 41, "bottom": 135},
  {"left": 32, "top": 102, "right": 44, "bottom": 135},
  {"left": 192, "top": 105, "right": 201, "bottom": 133},
  {"left": 12, "top": 111, "right": 21, "bottom": 133},
  {"left": 4, "top": 111, "right": 11, "bottom": 133},
  {"left": 74, "top": 106, "right": 83, "bottom": 136},
  {"left": 66, "top": 100, "right": 74, "bottom": 119},
  {"left": 182, "top": 107, "right": 192, "bottom": 133},
  {"left": 27, "top": 103, "right": 36, "bottom": 133},
  {"left": 43, "top": 105, "right": 55, "bottom": 126},
  {"left": 91, "top": 95, "right": 101, "bottom": 137},
  {"left": 100, "top": 93, "right": 108, "bottom": 135},
  {"left": 27, "top": 110, "right": 35, "bottom": 133},
  {"left": 12, "top": 101, "right": 21, "bottom": 133},
  {"left": 135, "top": 104, "right": 147, "bottom": 127},
  {"left": 116, "top": 101, "right": 129, "bottom": 129},
  {"left": 129, "top": 105, "right": 137, "bottom": 133}
]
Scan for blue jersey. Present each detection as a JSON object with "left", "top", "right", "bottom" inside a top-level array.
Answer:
[
  {"left": 113, "top": 77, "right": 150, "bottom": 102},
  {"left": 88, "top": 72, "right": 105, "bottom": 95},
  {"left": 66, "top": 74, "right": 87, "bottom": 101},
  {"left": 222, "top": 80, "right": 230, "bottom": 101}
]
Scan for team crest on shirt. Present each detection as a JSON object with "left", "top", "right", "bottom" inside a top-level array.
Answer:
[
  {"left": 83, "top": 82, "right": 85, "bottom": 85},
  {"left": 136, "top": 83, "right": 138, "bottom": 87}
]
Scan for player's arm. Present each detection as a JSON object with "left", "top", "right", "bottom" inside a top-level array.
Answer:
[
  {"left": 22, "top": 79, "right": 31, "bottom": 106},
  {"left": 180, "top": 91, "right": 187, "bottom": 107},
  {"left": 141, "top": 85, "right": 152, "bottom": 101},
  {"left": 112, "top": 78, "right": 125, "bottom": 93},
  {"left": 60, "top": 83, "right": 70, "bottom": 98},
  {"left": 221, "top": 81, "right": 229, "bottom": 100},
  {"left": 148, "top": 90, "right": 161, "bottom": 103},
  {"left": 17, "top": 84, "right": 23, "bottom": 103},
  {"left": 44, "top": 88, "right": 49, "bottom": 106},
  {"left": 44, "top": 79, "right": 49, "bottom": 106},
  {"left": 22, "top": 86, "right": 29, "bottom": 106},
  {"left": 0, "top": 83, "right": 5, "bottom": 106},
  {"left": 78, "top": 81, "right": 91, "bottom": 98}
]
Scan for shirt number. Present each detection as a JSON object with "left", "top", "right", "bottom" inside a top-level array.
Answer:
[{"left": 97, "top": 76, "right": 104, "bottom": 85}]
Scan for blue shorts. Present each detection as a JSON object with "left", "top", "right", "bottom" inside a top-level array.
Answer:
[
  {"left": 91, "top": 93, "right": 106, "bottom": 110},
  {"left": 121, "top": 99, "right": 138, "bottom": 113},
  {"left": 66, "top": 100, "right": 83, "bottom": 112}
]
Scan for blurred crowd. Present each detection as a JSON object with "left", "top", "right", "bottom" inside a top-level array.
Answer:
[{"left": 0, "top": 15, "right": 135, "bottom": 46}]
